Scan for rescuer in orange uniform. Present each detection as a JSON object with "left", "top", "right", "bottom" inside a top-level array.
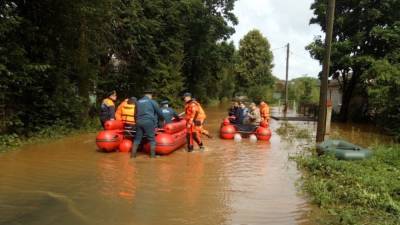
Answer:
[
  {"left": 183, "top": 92, "right": 206, "bottom": 152},
  {"left": 259, "top": 101, "right": 270, "bottom": 123}
]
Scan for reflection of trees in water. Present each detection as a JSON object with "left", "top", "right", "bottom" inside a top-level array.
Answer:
[
  {"left": 182, "top": 154, "right": 205, "bottom": 206},
  {"left": 96, "top": 155, "right": 136, "bottom": 202}
]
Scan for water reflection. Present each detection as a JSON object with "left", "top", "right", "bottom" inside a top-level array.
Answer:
[
  {"left": 96, "top": 155, "right": 137, "bottom": 202},
  {"left": 0, "top": 105, "right": 323, "bottom": 225}
]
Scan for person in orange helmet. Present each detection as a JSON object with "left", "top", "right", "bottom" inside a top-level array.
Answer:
[
  {"left": 183, "top": 92, "right": 206, "bottom": 152},
  {"left": 259, "top": 100, "right": 270, "bottom": 123}
]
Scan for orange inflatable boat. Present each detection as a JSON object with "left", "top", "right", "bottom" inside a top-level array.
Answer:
[
  {"left": 96, "top": 119, "right": 187, "bottom": 155},
  {"left": 220, "top": 118, "right": 272, "bottom": 141}
]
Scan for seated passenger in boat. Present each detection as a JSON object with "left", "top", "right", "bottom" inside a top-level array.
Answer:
[
  {"left": 243, "top": 102, "right": 261, "bottom": 126},
  {"left": 228, "top": 101, "right": 241, "bottom": 124},
  {"left": 159, "top": 100, "right": 180, "bottom": 128},
  {"left": 228, "top": 100, "right": 239, "bottom": 116},
  {"left": 236, "top": 102, "right": 249, "bottom": 124}
]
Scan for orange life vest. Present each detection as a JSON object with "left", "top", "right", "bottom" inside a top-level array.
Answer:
[
  {"left": 121, "top": 103, "right": 135, "bottom": 125},
  {"left": 115, "top": 99, "right": 128, "bottom": 121}
]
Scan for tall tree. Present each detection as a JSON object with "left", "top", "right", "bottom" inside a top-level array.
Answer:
[
  {"left": 1, "top": 0, "right": 117, "bottom": 133},
  {"left": 288, "top": 76, "right": 320, "bottom": 105},
  {"left": 0, "top": 0, "right": 240, "bottom": 135},
  {"left": 307, "top": 0, "right": 400, "bottom": 121},
  {"left": 182, "top": 0, "right": 238, "bottom": 102},
  {"left": 236, "top": 29, "right": 274, "bottom": 101},
  {"left": 363, "top": 22, "right": 400, "bottom": 139}
]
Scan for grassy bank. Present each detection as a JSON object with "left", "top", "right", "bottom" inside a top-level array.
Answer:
[
  {"left": 0, "top": 120, "right": 99, "bottom": 153},
  {"left": 294, "top": 144, "right": 400, "bottom": 225}
]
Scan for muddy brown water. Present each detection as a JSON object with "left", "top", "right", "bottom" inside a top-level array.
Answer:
[{"left": 1, "top": 106, "right": 315, "bottom": 225}]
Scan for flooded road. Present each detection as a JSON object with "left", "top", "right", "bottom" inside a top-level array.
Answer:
[{"left": 0, "top": 105, "right": 310, "bottom": 225}]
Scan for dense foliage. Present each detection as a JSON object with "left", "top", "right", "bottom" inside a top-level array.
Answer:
[
  {"left": 2, "top": 0, "right": 277, "bottom": 136},
  {"left": 236, "top": 29, "right": 275, "bottom": 101},
  {"left": 288, "top": 76, "right": 319, "bottom": 105},
  {"left": 307, "top": 0, "right": 400, "bottom": 138},
  {"left": 295, "top": 145, "right": 400, "bottom": 225}
]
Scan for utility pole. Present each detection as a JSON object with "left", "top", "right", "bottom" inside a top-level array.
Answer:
[
  {"left": 284, "top": 43, "right": 290, "bottom": 115},
  {"left": 316, "top": 0, "right": 336, "bottom": 142}
]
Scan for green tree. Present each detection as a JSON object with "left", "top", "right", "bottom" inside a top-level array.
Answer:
[
  {"left": 100, "top": 0, "right": 187, "bottom": 105},
  {"left": 362, "top": 21, "right": 400, "bottom": 139},
  {"left": 99, "top": 0, "right": 238, "bottom": 105},
  {"left": 1, "top": 0, "right": 117, "bottom": 134},
  {"left": 182, "top": 0, "right": 238, "bottom": 103},
  {"left": 236, "top": 29, "right": 274, "bottom": 101},
  {"left": 364, "top": 59, "right": 400, "bottom": 140},
  {"left": 288, "top": 76, "right": 320, "bottom": 105},
  {"left": 307, "top": 0, "right": 400, "bottom": 122},
  {"left": 0, "top": 0, "right": 240, "bottom": 137}
]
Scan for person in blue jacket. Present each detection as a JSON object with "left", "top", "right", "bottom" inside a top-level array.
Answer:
[
  {"left": 131, "top": 90, "right": 164, "bottom": 159},
  {"left": 159, "top": 100, "right": 180, "bottom": 127},
  {"left": 237, "top": 101, "right": 249, "bottom": 124}
]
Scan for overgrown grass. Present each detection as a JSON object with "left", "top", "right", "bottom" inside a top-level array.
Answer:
[
  {"left": 294, "top": 145, "right": 400, "bottom": 225},
  {"left": 276, "top": 121, "right": 312, "bottom": 140},
  {"left": 0, "top": 119, "right": 99, "bottom": 153}
]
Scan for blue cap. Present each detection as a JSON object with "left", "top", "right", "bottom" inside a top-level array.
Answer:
[
  {"left": 160, "top": 100, "right": 169, "bottom": 105},
  {"left": 144, "top": 89, "right": 154, "bottom": 94},
  {"left": 183, "top": 92, "right": 192, "bottom": 97}
]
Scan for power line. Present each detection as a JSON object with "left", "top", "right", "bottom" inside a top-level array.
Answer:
[
  {"left": 271, "top": 46, "right": 287, "bottom": 51},
  {"left": 290, "top": 51, "right": 312, "bottom": 61}
]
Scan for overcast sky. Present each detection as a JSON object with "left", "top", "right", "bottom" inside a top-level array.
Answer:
[{"left": 230, "top": 0, "right": 324, "bottom": 80}]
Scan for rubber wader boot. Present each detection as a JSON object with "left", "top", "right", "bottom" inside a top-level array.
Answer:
[
  {"left": 186, "top": 133, "right": 194, "bottom": 152},
  {"left": 193, "top": 133, "right": 204, "bottom": 151},
  {"left": 131, "top": 144, "right": 139, "bottom": 158},
  {"left": 150, "top": 144, "right": 156, "bottom": 158}
]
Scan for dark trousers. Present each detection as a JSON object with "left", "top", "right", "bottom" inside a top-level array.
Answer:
[
  {"left": 100, "top": 119, "right": 106, "bottom": 129},
  {"left": 134, "top": 120, "right": 156, "bottom": 147}
]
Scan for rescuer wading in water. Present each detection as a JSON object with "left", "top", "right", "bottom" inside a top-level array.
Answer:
[
  {"left": 130, "top": 90, "right": 163, "bottom": 158},
  {"left": 183, "top": 92, "right": 207, "bottom": 152}
]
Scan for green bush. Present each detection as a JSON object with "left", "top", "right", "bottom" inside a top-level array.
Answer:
[
  {"left": 295, "top": 145, "right": 400, "bottom": 225},
  {"left": 0, "top": 119, "right": 99, "bottom": 153}
]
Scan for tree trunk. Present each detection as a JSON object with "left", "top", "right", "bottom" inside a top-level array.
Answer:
[
  {"left": 338, "top": 74, "right": 358, "bottom": 122},
  {"left": 77, "top": 17, "right": 90, "bottom": 121}
]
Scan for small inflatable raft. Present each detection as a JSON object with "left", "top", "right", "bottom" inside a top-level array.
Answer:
[
  {"left": 220, "top": 118, "right": 272, "bottom": 141},
  {"left": 96, "top": 119, "right": 187, "bottom": 155},
  {"left": 317, "top": 139, "right": 372, "bottom": 160}
]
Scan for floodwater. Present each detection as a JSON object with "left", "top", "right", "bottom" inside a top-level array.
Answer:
[
  {"left": 329, "top": 122, "right": 394, "bottom": 146},
  {"left": 0, "top": 105, "right": 312, "bottom": 225}
]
